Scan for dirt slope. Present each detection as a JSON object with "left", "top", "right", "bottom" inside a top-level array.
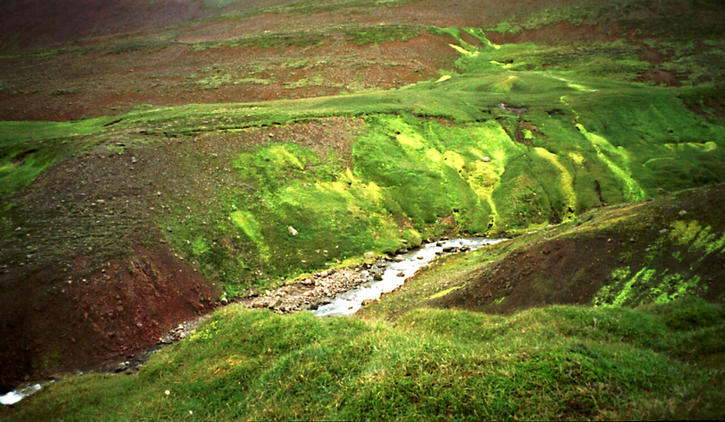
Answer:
[
  {"left": 432, "top": 184, "right": 725, "bottom": 313},
  {"left": 0, "top": 245, "right": 219, "bottom": 393}
]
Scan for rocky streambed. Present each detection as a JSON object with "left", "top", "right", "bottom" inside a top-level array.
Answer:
[{"left": 242, "top": 237, "right": 506, "bottom": 316}]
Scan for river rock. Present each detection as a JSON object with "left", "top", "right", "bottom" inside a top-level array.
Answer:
[
  {"left": 396, "top": 271, "right": 405, "bottom": 277},
  {"left": 362, "top": 298, "right": 377, "bottom": 306},
  {"left": 364, "top": 251, "right": 375, "bottom": 260}
]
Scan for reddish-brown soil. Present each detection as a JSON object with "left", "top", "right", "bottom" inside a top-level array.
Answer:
[
  {"left": 487, "top": 22, "right": 622, "bottom": 45},
  {"left": 0, "top": 0, "right": 589, "bottom": 122},
  {"left": 638, "top": 69, "right": 682, "bottom": 86},
  {"left": 0, "top": 31, "right": 457, "bottom": 121},
  {"left": 432, "top": 185, "right": 725, "bottom": 314},
  {"left": 0, "top": 245, "right": 220, "bottom": 392},
  {"left": 0, "top": 0, "right": 207, "bottom": 50},
  {"left": 0, "top": 117, "right": 363, "bottom": 390}
]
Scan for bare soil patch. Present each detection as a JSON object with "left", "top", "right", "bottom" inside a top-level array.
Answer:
[{"left": 432, "top": 185, "right": 725, "bottom": 314}]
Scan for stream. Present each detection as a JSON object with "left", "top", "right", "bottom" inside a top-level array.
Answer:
[
  {"left": 1, "top": 237, "right": 505, "bottom": 405},
  {"left": 313, "top": 237, "right": 506, "bottom": 317}
]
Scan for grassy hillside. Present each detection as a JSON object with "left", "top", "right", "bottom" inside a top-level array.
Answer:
[
  {"left": 359, "top": 183, "right": 725, "bottom": 320},
  {"left": 0, "top": 0, "right": 724, "bottom": 413},
  {"left": 3, "top": 300, "right": 723, "bottom": 420}
]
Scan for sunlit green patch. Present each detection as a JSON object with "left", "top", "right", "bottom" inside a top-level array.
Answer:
[
  {"left": 0, "top": 118, "right": 112, "bottom": 198},
  {"left": 342, "top": 24, "right": 421, "bottom": 46},
  {"left": 594, "top": 267, "right": 705, "bottom": 307},
  {"left": 668, "top": 220, "right": 725, "bottom": 256},
  {"left": 8, "top": 301, "right": 724, "bottom": 421}
]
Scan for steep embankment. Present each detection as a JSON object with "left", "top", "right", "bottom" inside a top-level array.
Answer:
[{"left": 359, "top": 183, "right": 725, "bottom": 321}]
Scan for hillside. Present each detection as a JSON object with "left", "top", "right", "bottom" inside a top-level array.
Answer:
[{"left": 1, "top": 0, "right": 724, "bottom": 418}]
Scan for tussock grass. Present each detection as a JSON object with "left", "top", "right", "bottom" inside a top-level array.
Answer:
[{"left": 4, "top": 300, "right": 723, "bottom": 420}]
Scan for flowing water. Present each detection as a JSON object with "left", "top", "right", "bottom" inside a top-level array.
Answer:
[
  {"left": 1, "top": 237, "right": 505, "bottom": 405},
  {"left": 1, "top": 383, "right": 43, "bottom": 406},
  {"left": 313, "top": 238, "right": 506, "bottom": 317}
]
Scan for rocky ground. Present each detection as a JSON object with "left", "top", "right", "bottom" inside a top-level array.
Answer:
[{"left": 241, "top": 241, "right": 472, "bottom": 313}]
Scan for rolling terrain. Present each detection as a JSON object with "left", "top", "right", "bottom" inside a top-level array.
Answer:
[{"left": 1, "top": 0, "right": 724, "bottom": 419}]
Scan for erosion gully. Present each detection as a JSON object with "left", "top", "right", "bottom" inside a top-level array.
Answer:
[{"left": 1, "top": 237, "right": 505, "bottom": 405}]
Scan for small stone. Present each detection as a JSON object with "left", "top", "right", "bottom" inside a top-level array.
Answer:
[
  {"left": 417, "top": 256, "right": 424, "bottom": 260},
  {"left": 288, "top": 226, "right": 299, "bottom": 236},
  {"left": 364, "top": 251, "right": 375, "bottom": 260},
  {"left": 482, "top": 156, "right": 491, "bottom": 162},
  {"left": 165, "top": 390, "right": 170, "bottom": 396},
  {"left": 678, "top": 210, "right": 687, "bottom": 216},
  {"left": 115, "top": 361, "right": 129, "bottom": 373},
  {"left": 397, "top": 272, "right": 405, "bottom": 277}
]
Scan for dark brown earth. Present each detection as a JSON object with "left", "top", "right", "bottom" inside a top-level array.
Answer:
[
  {"left": 0, "top": 245, "right": 220, "bottom": 392},
  {"left": 432, "top": 185, "right": 725, "bottom": 314}
]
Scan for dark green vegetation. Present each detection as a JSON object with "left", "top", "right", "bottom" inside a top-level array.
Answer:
[
  {"left": 3, "top": 300, "right": 723, "bottom": 420},
  {"left": 1, "top": 0, "right": 724, "bottom": 418}
]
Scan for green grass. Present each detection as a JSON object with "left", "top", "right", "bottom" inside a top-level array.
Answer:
[
  {"left": 343, "top": 23, "right": 421, "bottom": 45},
  {"left": 3, "top": 24, "right": 724, "bottom": 297},
  {"left": 188, "top": 30, "right": 326, "bottom": 52},
  {"left": 4, "top": 300, "right": 723, "bottom": 420},
  {"left": 0, "top": 118, "right": 112, "bottom": 199}
]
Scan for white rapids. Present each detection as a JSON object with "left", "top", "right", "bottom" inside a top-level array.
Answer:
[
  {"left": 313, "top": 237, "right": 506, "bottom": 317},
  {"left": 1, "top": 383, "right": 42, "bottom": 406}
]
